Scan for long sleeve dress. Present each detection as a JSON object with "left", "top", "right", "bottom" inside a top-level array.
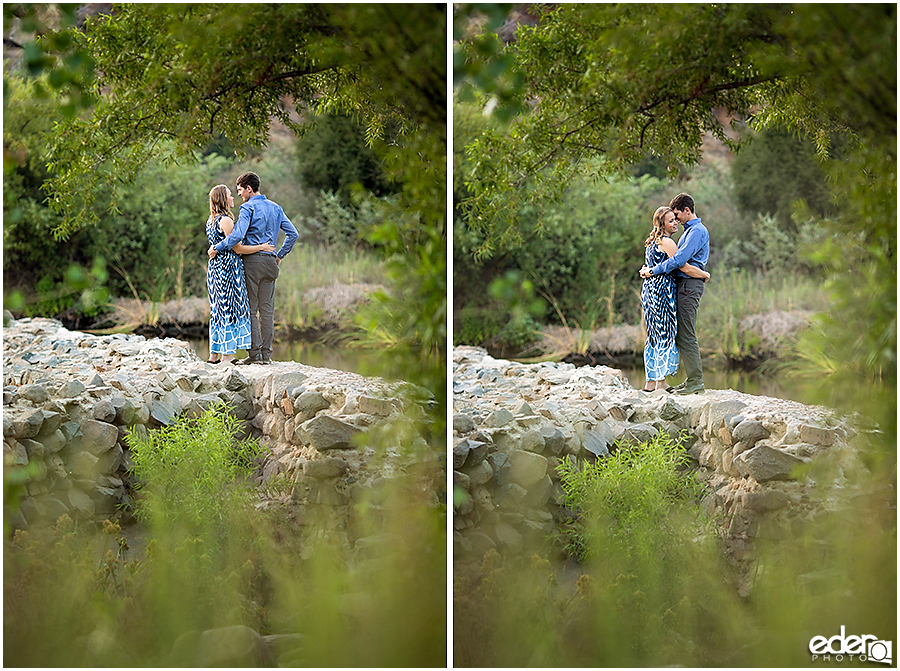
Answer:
[
  {"left": 207, "top": 214, "right": 253, "bottom": 355},
  {"left": 640, "top": 242, "right": 679, "bottom": 381}
]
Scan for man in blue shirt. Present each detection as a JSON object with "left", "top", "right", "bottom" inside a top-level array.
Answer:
[
  {"left": 640, "top": 193, "right": 709, "bottom": 394},
  {"left": 208, "top": 171, "right": 299, "bottom": 364}
]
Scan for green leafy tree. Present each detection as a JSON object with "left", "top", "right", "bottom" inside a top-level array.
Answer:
[
  {"left": 295, "top": 113, "right": 397, "bottom": 205},
  {"left": 730, "top": 128, "right": 833, "bottom": 233}
]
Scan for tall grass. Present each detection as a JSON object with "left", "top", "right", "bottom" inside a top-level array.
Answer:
[
  {"left": 698, "top": 268, "right": 829, "bottom": 361},
  {"left": 4, "top": 407, "right": 446, "bottom": 667},
  {"left": 454, "top": 432, "right": 895, "bottom": 667},
  {"left": 275, "top": 243, "right": 388, "bottom": 328}
]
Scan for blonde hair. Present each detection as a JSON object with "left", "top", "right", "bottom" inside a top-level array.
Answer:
[
  {"left": 208, "top": 184, "right": 232, "bottom": 220},
  {"left": 644, "top": 206, "right": 673, "bottom": 247}
]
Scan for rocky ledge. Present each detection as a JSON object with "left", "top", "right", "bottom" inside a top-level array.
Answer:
[
  {"left": 3, "top": 317, "right": 442, "bottom": 545},
  {"left": 452, "top": 346, "right": 874, "bottom": 593}
]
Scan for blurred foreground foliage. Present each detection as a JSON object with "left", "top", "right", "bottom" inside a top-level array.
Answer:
[{"left": 5, "top": 406, "right": 446, "bottom": 666}]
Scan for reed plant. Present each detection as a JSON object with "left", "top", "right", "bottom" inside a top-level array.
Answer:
[
  {"left": 275, "top": 243, "right": 388, "bottom": 329},
  {"left": 698, "top": 268, "right": 829, "bottom": 361}
]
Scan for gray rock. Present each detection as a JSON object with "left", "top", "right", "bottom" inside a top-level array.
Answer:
[
  {"left": 465, "top": 439, "right": 490, "bottom": 465},
  {"left": 59, "top": 421, "right": 83, "bottom": 448},
  {"left": 18, "top": 384, "right": 50, "bottom": 404},
  {"left": 156, "top": 371, "right": 177, "bottom": 392},
  {"left": 705, "top": 400, "right": 748, "bottom": 435},
  {"left": 20, "top": 495, "right": 69, "bottom": 525},
  {"left": 111, "top": 396, "right": 136, "bottom": 425},
  {"left": 519, "top": 429, "right": 545, "bottom": 453},
  {"left": 799, "top": 423, "right": 836, "bottom": 447},
  {"left": 483, "top": 408, "right": 514, "bottom": 428},
  {"left": 299, "top": 415, "right": 361, "bottom": 451},
  {"left": 81, "top": 420, "right": 119, "bottom": 455},
  {"left": 37, "top": 429, "right": 66, "bottom": 455},
  {"left": 6, "top": 438, "right": 28, "bottom": 466},
  {"left": 523, "top": 474, "right": 553, "bottom": 507},
  {"left": 358, "top": 395, "right": 396, "bottom": 417},
  {"left": 59, "top": 379, "right": 87, "bottom": 398},
  {"left": 186, "top": 393, "right": 227, "bottom": 418},
  {"left": 732, "top": 419, "right": 770, "bottom": 449},
  {"left": 508, "top": 450, "right": 548, "bottom": 489},
  {"left": 582, "top": 424, "right": 614, "bottom": 457},
  {"left": 453, "top": 470, "right": 471, "bottom": 492},
  {"left": 12, "top": 409, "right": 44, "bottom": 439},
  {"left": 150, "top": 391, "right": 182, "bottom": 426},
  {"left": 487, "top": 452, "right": 511, "bottom": 486},
  {"left": 452, "top": 439, "right": 471, "bottom": 469},
  {"left": 540, "top": 426, "right": 566, "bottom": 455},
  {"left": 734, "top": 445, "right": 805, "bottom": 481},
  {"left": 296, "top": 391, "right": 330, "bottom": 418},
  {"left": 65, "top": 488, "right": 96, "bottom": 519},
  {"left": 36, "top": 410, "right": 63, "bottom": 437},
  {"left": 92, "top": 399, "right": 116, "bottom": 423},
  {"left": 620, "top": 423, "right": 659, "bottom": 446},
  {"left": 515, "top": 401, "right": 535, "bottom": 416},
  {"left": 453, "top": 413, "right": 476, "bottom": 434},
  {"left": 463, "top": 459, "right": 494, "bottom": 487},
  {"left": 659, "top": 397, "right": 685, "bottom": 421},
  {"left": 494, "top": 482, "right": 527, "bottom": 510},
  {"left": 21, "top": 438, "right": 45, "bottom": 460},
  {"left": 741, "top": 488, "right": 791, "bottom": 512},
  {"left": 539, "top": 369, "right": 573, "bottom": 385},
  {"left": 493, "top": 521, "right": 523, "bottom": 552},
  {"left": 224, "top": 368, "right": 250, "bottom": 392},
  {"left": 608, "top": 403, "right": 635, "bottom": 422},
  {"left": 268, "top": 372, "right": 310, "bottom": 405},
  {"left": 303, "top": 458, "right": 348, "bottom": 480}
]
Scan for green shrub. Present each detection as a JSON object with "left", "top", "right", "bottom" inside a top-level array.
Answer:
[
  {"left": 556, "top": 431, "right": 707, "bottom": 564},
  {"left": 125, "top": 404, "right": 260, "bottom": 538}
]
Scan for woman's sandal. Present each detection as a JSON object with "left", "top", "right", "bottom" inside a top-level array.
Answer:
[{"left": 207, "top": 359, "right": 220, "bottom": 364}]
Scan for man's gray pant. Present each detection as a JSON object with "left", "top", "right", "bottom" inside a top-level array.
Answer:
[
  {"left": 242, "top": 253, "right": 280, "bottom": 361},
  {"left": 675, "top": 277, "right": 705, "bottom": 386}
]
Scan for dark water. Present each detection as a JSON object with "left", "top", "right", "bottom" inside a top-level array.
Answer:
[
  {"left": 183, "top": 338, "right": 383, "bottom": 376},
  {"left": 620, "top": 364, "right": 824, "bottom": 407}
]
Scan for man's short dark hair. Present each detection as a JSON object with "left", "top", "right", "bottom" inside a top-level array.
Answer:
[
  {"left": 236, "top": 171, "right": 260, "bottom": 193},
  {"left": 669, "top": 193, "right": 694, "bottom": 214}
]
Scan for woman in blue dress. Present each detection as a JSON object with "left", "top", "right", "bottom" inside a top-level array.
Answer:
[
  {"left": 206, "top": 184, "right": 275, "bottom": 364},
  {"left": 640, "top": 206, "right": 710, "bottom": 391}
]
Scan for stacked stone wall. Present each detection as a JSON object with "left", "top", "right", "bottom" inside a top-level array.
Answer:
[
  {"left": 452, "top": 346, "right": 867, "bottom": 581},
  {"left": 3, "top": 318, "right": 441, "bottom": 546}
]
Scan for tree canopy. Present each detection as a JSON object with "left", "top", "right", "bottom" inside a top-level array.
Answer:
[
  {"left": 17, "top": 3, "right": 445, "bottom": 238},
  {"left": 455, "top": 3, "right": 895, "bottom": 251}
]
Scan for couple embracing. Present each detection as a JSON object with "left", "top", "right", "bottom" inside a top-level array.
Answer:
[
  {"left": 205, "top": 171, "right": 299, "bottom": 365},
  {"left": 639, "top": 193, "right": 709, "bottom": 395}
]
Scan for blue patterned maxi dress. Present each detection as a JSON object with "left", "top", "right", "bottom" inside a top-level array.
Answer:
[
  {"left": 640, "top": 242, "right": 679, "bottom": 381},
  {"left": 207, "top": 215, "right": 253, "bottom": 355}
]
